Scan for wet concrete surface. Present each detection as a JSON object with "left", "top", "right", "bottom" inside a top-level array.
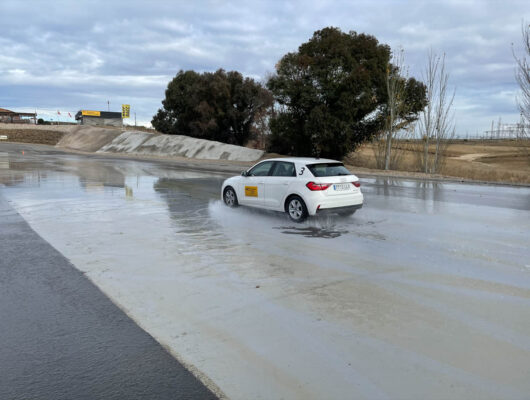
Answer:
[
  {"left": 1, "top": 142, "right": 530, "bottom": 400},
  {"left": 0, "top": 199, "right": 217, "bottom": 399}
]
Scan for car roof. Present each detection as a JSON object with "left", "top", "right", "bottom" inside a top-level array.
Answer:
[{"left": 261, "top": 157, "right": 340, "bottom": 164}]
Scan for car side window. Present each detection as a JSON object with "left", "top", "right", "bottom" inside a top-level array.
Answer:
[
  {"left": 248, "top": 161, "right": 274, "bottom": 176},
  {"left": 271, "top": 161, "right": 296, "bottom": 177}
]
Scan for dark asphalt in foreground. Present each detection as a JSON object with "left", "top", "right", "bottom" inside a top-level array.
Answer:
[{"left": 0, "top": 196, "right": 217, "bottom": 400}]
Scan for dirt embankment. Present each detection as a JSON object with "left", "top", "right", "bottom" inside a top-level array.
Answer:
[
  {"left": 1, "top": 124, "right": 264, "bottom": 162},
  {"left": 56, "top": 126, "right": 123, "bottom": 152},
  {"left": 0, "top": 127, "right": 66, "bottom": 145}
]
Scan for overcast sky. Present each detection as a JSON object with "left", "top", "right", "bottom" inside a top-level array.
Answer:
[{"left": 1, "top": 0, "right": 528, "bottom": 135}]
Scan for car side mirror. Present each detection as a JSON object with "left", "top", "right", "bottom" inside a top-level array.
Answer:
[{"left": 241, "top": 171, "right": 248, "bottom": 177}]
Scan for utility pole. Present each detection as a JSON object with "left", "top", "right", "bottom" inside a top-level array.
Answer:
[
  {"left": 107, "top": 100, "right": 110, "bottom": 111},
  {"left": 134, "top": 112, "right": 137, "bottom": 127}
]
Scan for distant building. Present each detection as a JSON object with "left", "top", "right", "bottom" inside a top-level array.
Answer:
[
  {"left": 0, "top": 108, "right": 36, "bottom": 124},
  {"left": 75, "top": 110, "right": 122, "bottom": 127}
]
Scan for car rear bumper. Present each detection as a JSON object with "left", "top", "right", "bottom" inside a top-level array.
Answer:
[
  {"left": 306, "top": 192, "right": 364, "bottom": 215},
  {"left": 316, "top": 203, "right": 363, "bottom": 214}
]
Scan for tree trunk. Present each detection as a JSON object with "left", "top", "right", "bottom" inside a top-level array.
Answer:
[
  {"left": 384, "top": 121, "right": 393, "bottom": 170},
  {"left": 423, "top": 135, "right": 430, "bottom": 173}
]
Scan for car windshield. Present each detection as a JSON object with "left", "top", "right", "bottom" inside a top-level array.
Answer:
[{"left": 307, "top": 163, "right": 352, "bottom": 177}]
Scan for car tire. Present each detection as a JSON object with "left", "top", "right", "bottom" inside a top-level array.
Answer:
[
  {"left": 286, "top": 195, "right": 308, "bottom": 223},
  {"left": 223, "top": 186, "right": 238, "bottom": 207}
]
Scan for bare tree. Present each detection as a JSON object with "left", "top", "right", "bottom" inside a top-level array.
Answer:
[
  {"left": 432, "top": 54, "right": 456, "bottom": 173},
  {"left": 513, "top": 21, "right": 530, "bottom": 166},
  {"left": 250, "top": 106, "right": 273, "bottom": 150},
  {"left": 418, "top": 52, "right": 436, "bottom": 173},
  {"left": 514, "top": 22, "right": 530, "bottom": 127},
  {"left": 374, "top": 48, "right": 416, "bottom": 170},
  {"left": 384, "top": 48, "right": 405, "bottom": 170},
  {"left": 416, "top": 51, "right": 455, "bottom": 174}
]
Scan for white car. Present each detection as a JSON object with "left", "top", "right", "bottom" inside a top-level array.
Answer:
[{"left": 221, "top": 157, "right": 363, "bottom": 222}]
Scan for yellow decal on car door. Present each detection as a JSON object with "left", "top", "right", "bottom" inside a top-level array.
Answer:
[{"left": 245, "top": 186, "right": 258, "bottom": 197}]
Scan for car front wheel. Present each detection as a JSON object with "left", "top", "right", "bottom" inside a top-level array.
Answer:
[
  {"left": 223, "top": 187, "right": 238, "bottom": 207},
  {"left": 286, "top": 195, "right": 308, "bottom": 222}
]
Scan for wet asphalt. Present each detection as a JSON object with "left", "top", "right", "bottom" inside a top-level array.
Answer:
[
  {"left": 1, "top": 142, "right": 530, "bottom": 400},
  {"left": 0, "top": 190, "right": 216, "bottom": 398}
]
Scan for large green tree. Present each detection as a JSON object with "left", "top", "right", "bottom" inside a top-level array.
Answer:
[
  {"left": 267, "top": 27, "right": 427, "bottom": 159},
  {"left": 152, "top": 69, "right": 272, "bottom": 145}
]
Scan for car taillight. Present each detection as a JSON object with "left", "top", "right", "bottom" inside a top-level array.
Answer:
[
  {"left": 306, "top": 182, "right": 331, "bottom": 191},
  {"left": 352, "top": 181, "right": 361, "bottom": 188}
]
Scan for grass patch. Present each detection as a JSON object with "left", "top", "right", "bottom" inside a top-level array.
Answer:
[
  {"left": 0, "top": 129, "right": 65, "bottom": 145},
  {"left": 347, "top": 139, "right": 530, "bottom": 185}
]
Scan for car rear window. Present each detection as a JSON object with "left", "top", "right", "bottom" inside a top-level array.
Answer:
[{"left": 307, "top": 163, "right": 352, "bottom": 177}]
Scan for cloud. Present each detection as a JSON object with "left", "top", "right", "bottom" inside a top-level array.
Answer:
[{"left": 0, "top": 0, "right": 528, "bottom": 134}]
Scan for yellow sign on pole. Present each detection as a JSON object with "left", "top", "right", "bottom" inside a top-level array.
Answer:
[
  {"left": 81, "top": 110, "right": 100, "bottom": 116},
  {"left": 122, "top": 104, "right": 130, "bottom": 119}
]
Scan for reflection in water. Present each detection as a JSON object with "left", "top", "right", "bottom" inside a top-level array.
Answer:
[
  {"left": 153, "top": 177, "right": 234, "bottom": 251},
  {"left": 273, "top": 222, "right": 386, "bottom": 240},
  {"left": 371, "top": 178, "right": 444, "bottom": 200},
  {"left": 367, "top": 178, "right": 445, "bottom": 213},
  {"left": 414, "top": 181, "right": 444, "bottom": 201},
  {"left": 125, "top": 185, "right": 134, "bottom": 199},
  {"left": 0, "top": 170, "right": 45, "bottom": 187},
  {"left": 75, "top": 160, "right": 125, "bottom": 189},
  {"left": 0, "top": 152, "right": 8, "bottom": 170},
  {"left": 274, "top": 226, "right": 346, "bottom": 239}
]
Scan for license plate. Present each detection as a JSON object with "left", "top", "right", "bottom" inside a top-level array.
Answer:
[{"left": 333, "top": 183, "right": 350, "bottom": 191}]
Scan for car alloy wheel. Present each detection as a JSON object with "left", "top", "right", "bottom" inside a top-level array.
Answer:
[
  {"left": 287, "top": 196, "right": 307, "bottom": 222},
  {"left": 224, "top": 187, "right": 237, "bottom": 207}
]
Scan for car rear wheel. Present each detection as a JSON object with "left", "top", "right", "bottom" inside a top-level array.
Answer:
[
  {"left": 286, "top": 195, "right": 308, "bottom": 222},
  {"left": 223, "top": 187, "right": 238, "bottom": 207}
]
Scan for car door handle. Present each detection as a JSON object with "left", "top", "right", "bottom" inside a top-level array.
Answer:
[
  {"left": 282, "top": 183, "right": 289, "bottom": 186},
  {"left": 258, "top": 181, "right": 264, "bottom": 184}
]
